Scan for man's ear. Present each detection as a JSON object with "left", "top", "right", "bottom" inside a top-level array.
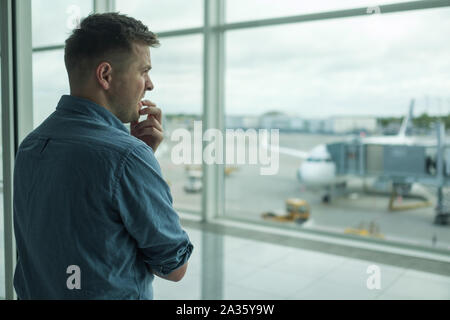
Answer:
[{"left": 96, "top": 62, "right": 113, "bottom": 90}]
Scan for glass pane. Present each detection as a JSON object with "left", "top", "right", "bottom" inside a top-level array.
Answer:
[
  {"left": 33, "top": 50, "right": 69, "bottom": 128},
  {"left": 116, "top": 0, "right": 203, "bottom": 32},
  {"left": 32, "top": 0, "right": 93, "bottom": 48},
  {"left": 227, "top": 0, "right": 417, "bottom": 23},
  {"left": 150, "top": 35, "right": 203, "bottom": 214},
  {"left": 225, "top": 8, "right": 450, "bottom": 250}
]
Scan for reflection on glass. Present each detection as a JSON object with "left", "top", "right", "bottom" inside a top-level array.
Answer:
[
  {"left": 116, "top": 0, "right": 203, "bottom": 32},
  {"left": 224, "top": 8, "right": 450, "bottom": 250},
  {"left": 226, "top": 0, "right": 416, "bottom": 23},
  {"left": 33, "top": 50, "right": 70, "bottom": 128},
  {"left": 32, "top": 0, "right": 93, "bottom": 48},
  {"left": 149, "top": 35, "right": 203, "bottom": 214}
]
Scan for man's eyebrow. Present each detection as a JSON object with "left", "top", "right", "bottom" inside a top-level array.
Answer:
[{"left": 143, "top": 65, "right": 152, "bottom": 70}]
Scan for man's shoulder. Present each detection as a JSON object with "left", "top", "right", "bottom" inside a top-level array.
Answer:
[
  {"left": 19, "top": 117, "right": 150, "bottom": 161},
  {"left": 122, "top": 140, "right": 159, "bottom": 172}
]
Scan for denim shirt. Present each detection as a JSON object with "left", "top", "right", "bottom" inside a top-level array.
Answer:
[{"left": 13, "top": 95, "right": 193, "bottom": 299}]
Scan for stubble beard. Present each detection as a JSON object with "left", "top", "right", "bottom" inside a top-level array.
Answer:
[
  {"left": 111, "top": 98, "right": 140, "bottom": 124},
  {"left": 130, "top": 107, "right": 140, "bottom": 123}
]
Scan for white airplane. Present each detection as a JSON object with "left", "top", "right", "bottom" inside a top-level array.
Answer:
[{"left": 270, "top": 99, "right": 436, "bottom": 203}]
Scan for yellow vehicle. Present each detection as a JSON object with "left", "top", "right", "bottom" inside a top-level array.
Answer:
[
  {"left": 344, "top": 221, "right": 384, "bottom": 239},
  {"left": 262, "top": 198, "right": 310, "bottom": 223}
]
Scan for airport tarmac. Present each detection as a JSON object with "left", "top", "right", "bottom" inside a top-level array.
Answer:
[
  {"left": 159, "top": 131, "right": 450, "bottom": 251},
  {"left": 1, "top": 131, "right": 448, "bottom": 298},
  {"left": 0, "top": 132, "right": 448, "bottom": 257}
]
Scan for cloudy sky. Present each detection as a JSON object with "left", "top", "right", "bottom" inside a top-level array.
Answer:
[{"left": 31, "top": 0, "right": 450, "bottom": 127}]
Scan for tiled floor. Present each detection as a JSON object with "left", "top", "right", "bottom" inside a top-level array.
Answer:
[{"left": 153, "top": 227, "right": 450, "bottom": 300}]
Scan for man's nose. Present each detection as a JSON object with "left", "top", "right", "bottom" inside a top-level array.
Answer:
[{"left": 146, "top": 78, "right": 154, "bottom": 91}]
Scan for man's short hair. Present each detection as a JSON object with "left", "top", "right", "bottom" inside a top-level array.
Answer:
[{"left": 64, "top": 12, "right": 159, "bottom": 84}]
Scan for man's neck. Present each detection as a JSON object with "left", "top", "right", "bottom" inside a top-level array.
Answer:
[{"left": 70, "top": 92, "right": 114, "bottom": 115}]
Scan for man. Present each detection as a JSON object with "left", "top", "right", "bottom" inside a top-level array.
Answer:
[{"left": 13, "top": 13, "right": 193, "bottom": 299}]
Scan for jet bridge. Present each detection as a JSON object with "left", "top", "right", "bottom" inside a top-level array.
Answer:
[{"left": 326, "top": 123, "right": 450, "bottom": 225}]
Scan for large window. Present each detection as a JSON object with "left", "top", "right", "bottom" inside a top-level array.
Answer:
[
  {"left": 114, "top": 1, "right": 450, "bottom": 250},
  {"left": 224, "top": 7, "right": 450, "bottom": 250},
  {"left": 1, "top": 0, "right": 448, "bottom": 302},
  {"left": 27, "top": 0, "right": 450, "bottom": 266}
]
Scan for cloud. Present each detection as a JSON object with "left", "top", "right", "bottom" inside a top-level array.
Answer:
[
  {"left": 31, "top": 2, "right": 450, "bottom": 120},
  {"left": 224, "top": 8, "right": 450, "bottom": 117}
]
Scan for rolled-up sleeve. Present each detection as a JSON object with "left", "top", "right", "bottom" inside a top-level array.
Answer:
[{"left": 113, "top": 144, "right": 193, "bottom": 276}]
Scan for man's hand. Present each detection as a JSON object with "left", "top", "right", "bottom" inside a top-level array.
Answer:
[{"left": 131, "top": 100, "right": 163, "bottom": 152}]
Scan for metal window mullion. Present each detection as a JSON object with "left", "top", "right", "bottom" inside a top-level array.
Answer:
[
  {"left": 215, "top": 1, "right": 225, "bottom": 220},
  {"left": 156, "top": 27, "right": 205, "bottom": 38},
  {"left": 202, "top": 0, "right": 225, "bottom": 221},
  {"left": 94, "top": 0, "right": 115, "bottom": 13},
  {"left": 1, "top": 0, "right": 33, "bottom": 301},
  {"left": 218, "top": 0, "right": 450, "bottom": 32},
  {"left": 201, "top": 4, "right": 225, "bottom": 300},
  {"left": 1, "top": 0, "right": 16, "bottom": 301}
]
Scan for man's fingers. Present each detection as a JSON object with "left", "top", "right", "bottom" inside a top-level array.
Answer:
[
  {"left": 133, "top": 117, "right": 163, "bottom": 132},
  {"left": 139, "top": 107, "right": 160, "bottom": 116},
  {"left": 139, "top": 107, "right": 162, "bottom": 124},
  {"left": 134, "top": 127, "right": 163, "bottom": 139},
  {"left": 140, "top": 100, "right": 156, "bottom": 107}
]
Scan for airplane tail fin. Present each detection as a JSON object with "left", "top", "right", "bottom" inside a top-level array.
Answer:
[{"left": 398, "top": 99, "right": 415, "bottom": 137}]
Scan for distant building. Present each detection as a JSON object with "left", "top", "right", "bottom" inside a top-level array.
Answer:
[
  {"left": 259, "top": 112, "right": 305, "bottom": 132},
  {"left": 305, "top": 119, "right": 327, "bottom": 133},
  {"left": 226, "top": 115, "right": 260, "bottom": 129},
  {"left": 225, "top": 115, "right": 244, "bottom": 129},
  {"left": 225, "top": 113, "right": 377, "bottom": 134},
  {"left": 289, "top": 117, "right": 305, "bottom": 131},
  {"left": 242, "top": 116, "right": 260, "bottom": 129},
  {"left": 329, "top": 116, "right": 377, "bottom": 134}
]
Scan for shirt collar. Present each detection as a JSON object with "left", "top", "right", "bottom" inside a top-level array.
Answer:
[{"left": 56, "top": 95, "right": 129, "bottom": 134}]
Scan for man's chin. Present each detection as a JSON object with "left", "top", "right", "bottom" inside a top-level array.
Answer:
[
  {"left": 131, "top": 112, "right": 140, "bottom": 124},
  {"left": 120, "top": 113, "right": 139, "bottom": 124}
]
